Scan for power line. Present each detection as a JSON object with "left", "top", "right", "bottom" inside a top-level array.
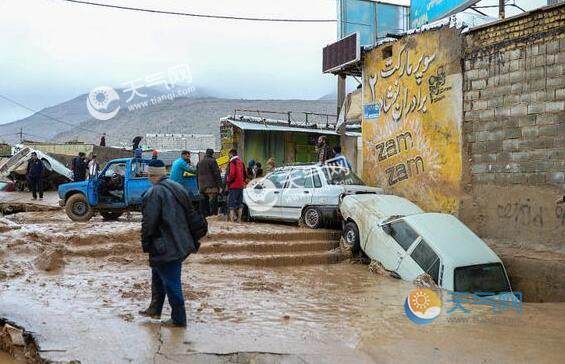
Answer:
[
  {"left": 59, "top": 0, "right": 337, "bottom": 23},
  {"left": 0, "top": 93, "right": 103, "bottom": 135}
]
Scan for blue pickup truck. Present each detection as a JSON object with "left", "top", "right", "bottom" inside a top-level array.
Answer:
[{"left": 58, "top": 158, "right": 199, "bottom": 222}]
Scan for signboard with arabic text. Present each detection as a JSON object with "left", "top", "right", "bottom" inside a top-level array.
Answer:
[{"left": 362, "top": 27, "right": 463, "bottom": 213}]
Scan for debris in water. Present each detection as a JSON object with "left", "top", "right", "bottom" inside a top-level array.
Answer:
[
  {"left": 2, "top": 324, "right": 25, "bottom": 346},
  {"left": 413, "top": 273, "right": 440, "bottom": 290}
]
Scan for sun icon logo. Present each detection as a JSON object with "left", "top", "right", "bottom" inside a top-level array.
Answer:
[
  {"left": 92, "top": 89, "right": 110, "bottom": 109},
  {"left": 86, "top": 86, "right": 121, "bottom": 121},
  {"left": 404, "top": 288, "right": 442, "bottom": 325}
]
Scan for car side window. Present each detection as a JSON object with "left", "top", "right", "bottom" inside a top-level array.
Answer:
[
  {"left": 105, "top": 163, "right": 126, "bottom": 177},
  {"left": 265, "top": 170, "right": 289, "bottom": 189},
  {"left": 287, "top": 169, "right": 314, "bottom": 189},
  {"left": 411, "top": 240, "right": 440, "bottom": 284},
  {"left": 312, "top": 169, "right": 322, "bottom": 188},
  {"left": 131, "top": 161, "right": 149, "bottom": 178},
  {"left": 389, "top": 220, "right": 418, "bottom": 251}
]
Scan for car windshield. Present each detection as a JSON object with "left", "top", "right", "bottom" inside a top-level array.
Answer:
[
  {"left": 454, "top": 263, "right": 510, "bottom": 293},
  {"left": 321, "top": 166, "right": 365, "bottom": 185}
]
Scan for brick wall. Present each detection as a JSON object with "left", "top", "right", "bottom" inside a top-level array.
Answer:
[{"left": 460, "top": 3, "right": 565, "bottom": 246}]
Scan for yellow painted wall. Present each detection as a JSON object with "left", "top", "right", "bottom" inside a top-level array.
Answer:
[{"left": 362, "top": 27, "right": 463, "bottom": 213}]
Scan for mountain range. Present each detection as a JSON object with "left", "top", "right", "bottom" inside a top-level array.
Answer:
[{"left": 0, "top": 86, "right": 337, "bottom": 147}]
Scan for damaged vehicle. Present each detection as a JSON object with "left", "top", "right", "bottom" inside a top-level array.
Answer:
[
  {"left": 339, "top": 194, "right": 514, "bottom": 294},
  {"left": 58, "top": 157, "right": 201, "bottom": 222},
  {"left": 0, "top": 146, "right": 72, "bottom": 191},
  {"left": 243, "top": 164, "right": 381, "bottom": 228}
]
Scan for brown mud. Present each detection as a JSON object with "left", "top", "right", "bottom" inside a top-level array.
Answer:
[{"left": 1, "top": 210, "right": 565, "bottom": 363}]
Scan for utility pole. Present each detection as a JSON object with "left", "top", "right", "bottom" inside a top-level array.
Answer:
[
  {"left": 337, "top": 74, "right": 346, "bottom": 118},
  {"left": 19, "top": 128, "right": 23, "bottom": 143},
  {"left": 499, "top": 0, "right": 505, "bottom": 19}
]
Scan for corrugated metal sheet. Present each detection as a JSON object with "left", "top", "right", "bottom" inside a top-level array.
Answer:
[{"left": 227, "top": 120, "right": 339, "bottom": 135}]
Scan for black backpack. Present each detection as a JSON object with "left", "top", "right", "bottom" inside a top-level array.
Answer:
[{"left": 160, "top": 181, "right": 208, "bottom": 250}]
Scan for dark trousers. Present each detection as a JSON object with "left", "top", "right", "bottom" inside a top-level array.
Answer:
[
  {"left": 29, "top": 177, "right": 43, "bottom": 199},
  {"left": 200, "top": 191, "right": 219, "bottom": 217},
  {"left": 147, "top": 260, "right": 186, "bottom": 325}
]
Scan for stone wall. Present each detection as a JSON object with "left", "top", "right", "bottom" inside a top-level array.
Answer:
[{"left": 460, "top": 3, "right": 565, "bottom": 247}]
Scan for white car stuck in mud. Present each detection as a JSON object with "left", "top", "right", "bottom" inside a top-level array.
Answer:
[
  {"left": 243, "top": 164, "right": 381, "bottom": 228},
  {"left": 339, "top": 194, "right": 514, "bottom": 293}
]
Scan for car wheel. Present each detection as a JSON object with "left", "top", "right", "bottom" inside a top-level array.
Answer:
[
  {"left": 343, "top": 221, "right": 361, "bottom": 255},
  {"left": 65, "top": 194, "right": 94, "bottom": 222},
  {"left": 100, "top": 211, "right": 123, "bottom": 221},
  {"left": 302, "top": 206, "right": 322, "bottom": 229}
]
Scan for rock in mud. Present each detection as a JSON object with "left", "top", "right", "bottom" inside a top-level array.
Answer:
[
  {"left": 413, "top": 273, "right": 440, "bottom": 290},
  {"left": 34, "top": 248, "right": 64, "bottom": 271},
  {"left": 368, "top": 260, "right": 393, "bottom": 277},
  {"left": 2, "top": 324, "right": 25, "bottom": 346}
]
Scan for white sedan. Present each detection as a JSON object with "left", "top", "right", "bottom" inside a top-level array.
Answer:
[
  {"left": 243, "top": 164, "right": 381, "bottom": 228},
  {"left": 339, "top": 194, "right": 514, "bottom": 293}
]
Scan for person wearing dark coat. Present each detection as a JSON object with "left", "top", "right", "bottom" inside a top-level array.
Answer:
[
  {"left": 196, "top": 148, "right": 222, "bottom": 216},
  {"left": 139, "top": 159, "right": 196, "bottom": 327},
  {"left": 71, "top": 152, "right": 87, "bottom": 182},
  {"left": 26, "top": 152, "right": 44, "bottom": 200}
]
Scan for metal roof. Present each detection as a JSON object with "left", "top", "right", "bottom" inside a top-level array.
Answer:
[{"left": 227, "top": 119, "right": 339, "bottom": 136}]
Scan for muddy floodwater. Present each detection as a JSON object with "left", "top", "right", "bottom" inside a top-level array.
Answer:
[{"left": 1, "top": 210, "right": 565, "bottom": 363}]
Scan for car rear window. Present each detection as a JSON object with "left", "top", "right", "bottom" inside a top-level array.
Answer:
[
  {"left": 321, "top": 166, "right": 365, "bottom": 185},
  {"left": 454, "top": 263, "right": 510, "bottom": 293}
]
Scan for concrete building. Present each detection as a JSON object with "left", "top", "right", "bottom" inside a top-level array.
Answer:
[{"left": 143, "top": 133, "right": 215, "bottom": 152}]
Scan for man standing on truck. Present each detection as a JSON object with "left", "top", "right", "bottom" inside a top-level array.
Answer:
[
  {"left": 170, "top": 150, "right": 194, "bottom": 184},
  {"left": 26, "top": 152, "right": 44, "bottom": 200},
  {"left": 71, "top": 152, "right": 87, "bottom": 182},
  {"left": 139, "top": 159, "right": 197, "bottom": 327},
  {"left": 226, "top": 148, "right": 246, "bottom": 222},
  {"left": 196, "top": 148, "right": 222, "bottom": 216}
]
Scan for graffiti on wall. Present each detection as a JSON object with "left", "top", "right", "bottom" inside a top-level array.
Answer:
[{"left": 362, "top": 27, "right": 463, "bottom": 213}]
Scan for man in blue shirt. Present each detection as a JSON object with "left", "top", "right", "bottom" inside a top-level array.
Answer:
[{"left": 170, "top": 150, "right": 194, "bottom": 184}]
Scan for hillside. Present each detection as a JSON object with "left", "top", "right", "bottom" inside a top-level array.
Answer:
[{"left": 0, "top": 89, "right": 336, "bottom": 147}]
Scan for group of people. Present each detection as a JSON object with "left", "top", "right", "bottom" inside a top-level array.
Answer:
[
  {"left": 71, "top": 152, "right": 99, "bottom": 182},
  {"left": 166, "top": 148, "right": 276, "bottom": 223}
]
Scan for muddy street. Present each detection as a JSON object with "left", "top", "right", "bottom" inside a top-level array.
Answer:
[{"left": 1, "top": 208, "right": 565, "bottom": 363}]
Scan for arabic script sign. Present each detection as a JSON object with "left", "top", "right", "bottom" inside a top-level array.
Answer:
[{"left": 362, "top": 27, "right": 463, "bottom": 213}]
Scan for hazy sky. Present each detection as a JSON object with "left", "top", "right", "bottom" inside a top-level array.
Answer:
[{"left": 0, "top": 0, "right": 549, "bottom": 124}]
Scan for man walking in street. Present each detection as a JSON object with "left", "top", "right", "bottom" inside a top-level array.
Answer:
[
  {"left": 139, "top": 159, "right": 197, "bottom": 327},
  {"left": 196, "top": 148, "right": 222, "bottom": 216},
  {"left": 26, "top": 152, "right": 44, "bottom": 200},
  {"left": 71, "top": 152, "right": 87, "bottom": 182},
  {"left": 170, "top": 150, "right": 194, "bottom": 184},
  {"left": 226, "top": 148, "right": 245, "bottom": 222}
]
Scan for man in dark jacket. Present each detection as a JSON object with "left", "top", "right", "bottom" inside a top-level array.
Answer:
[
  {"left": 71, "top": 152, "right": 87, "bottom": 182},
  {"left": 196, "top": 148, "right": 222, "bottom": 216},
  {"left": 139, "top": 159, "right": 197, "bottom": 327},
  {"left": 26, "top": 152, "right": 44, "bottom": 200},
  {"left": 316, "top": 136, "right": 332, "bottom": 164}
]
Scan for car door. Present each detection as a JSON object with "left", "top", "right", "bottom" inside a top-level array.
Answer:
[
  {"left": 397, "top": 239, "right": 441, "bottom": 285},
  {"left": 244, "top": 169, "right": 289, "bottom": 219},
  {"left": 365, "top": 219, "right": 419, "bottom": 271},
  {"left": 279, "top": 168, "right": 314, "bottom": 220},
  {"left": 126, "top": 159, "right": 152, "bottom": 206}
]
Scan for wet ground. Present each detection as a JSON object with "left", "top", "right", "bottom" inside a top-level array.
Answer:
[{"left": 1, "top": 198, "right": 565, "bottom": 363}]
